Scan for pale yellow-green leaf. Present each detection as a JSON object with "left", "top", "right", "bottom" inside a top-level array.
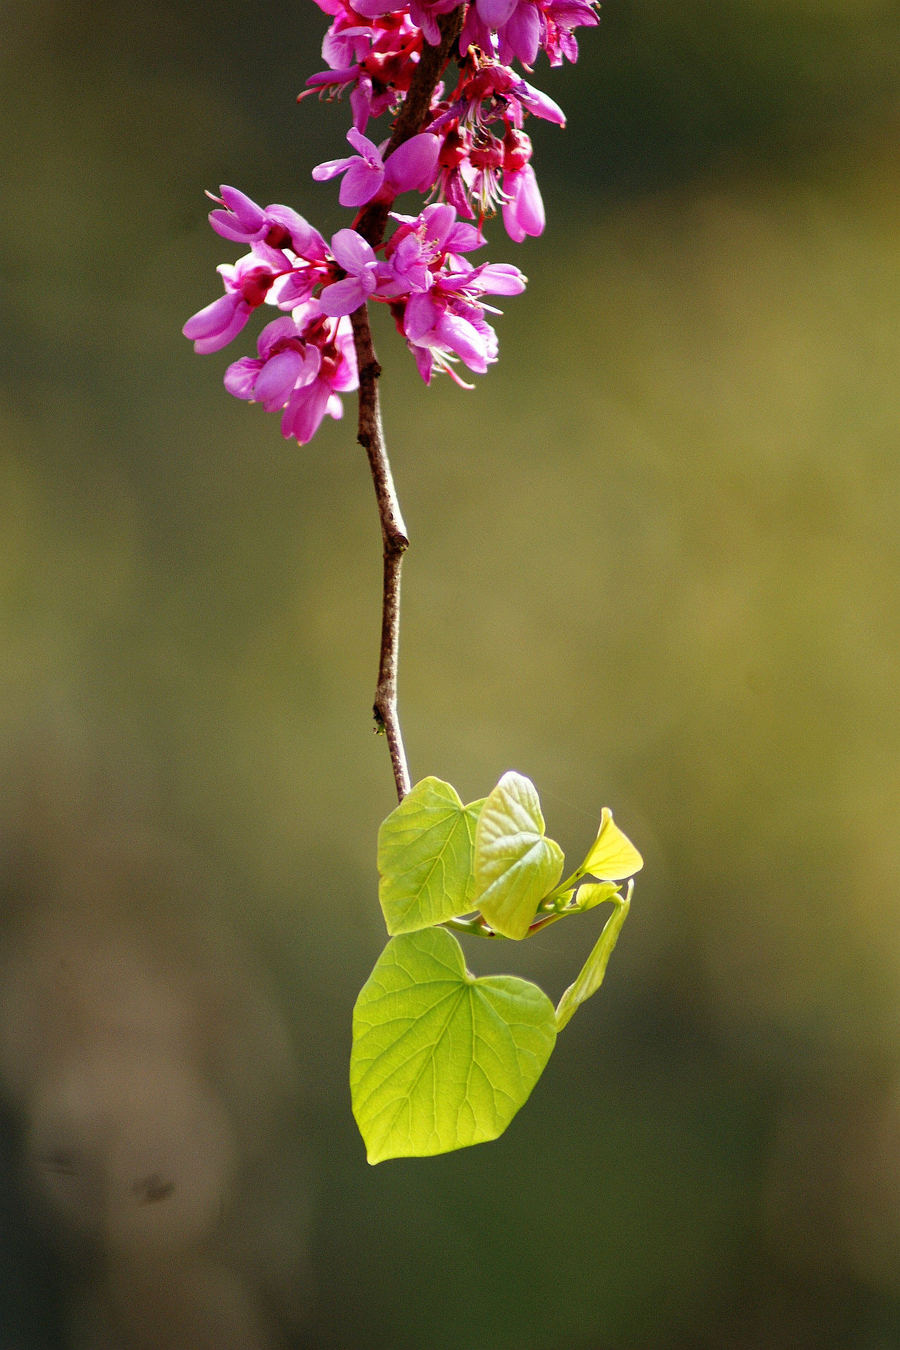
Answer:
[
  {"left": 556, "top": 889, "right": 631, "bottom": 1031},
  {"left": 351, "top": 929, "right": 557, "bottom": 1163},
  {"left": 474, "top": 771, "right": 565, "bottom": 940},
  {"left": 579, "top": 808, "right": 643, "bottom": 881},
  {"left": 377, "top": 777, "right": 485, "bottom": 935},
  {"left": 574, "top": 880, "right": 621, "bottom": 912}
]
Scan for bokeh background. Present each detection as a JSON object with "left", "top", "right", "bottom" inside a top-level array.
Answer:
[{"left": 2, "top": 0, "right": 899, "bottom": 1346}]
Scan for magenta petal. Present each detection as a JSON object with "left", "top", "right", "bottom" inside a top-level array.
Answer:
[
  {"left": 477, "top": 0, "right": 517, "bottom": 26},
  {"left": 388, "top": 241, "right": 431, "bottom": 294},
  {"left": 328, "top": 348, "right": 358, "bottom": 393},
  {"left": 271, "top": 271, "right": 314, "bottom": 308},
  {"left": 420, "top": 203, "right": 457, "bottom": 248},
  {"left": 311, "top": 155, "right": 355, "bottom": 183},
  {"left": 505, "top": 2, "right": 541, "bottom": 65},
  {"left": 351, "top": 0, "right": 399, "bottom": 19},
  {"left": 183, "top": 293, "right": 233, "bottom": 340},
  {"left": 219, "top": 186, "right": 267, "bottom": 230},
  {"left": 350, "top": 84, "right": 373, "bottom": 134},
  {"left": 345, "top": 127, "right": 380, "bottom": 160},
  {"left": 209, "top": 211, "right": 258, "bottom": 243},
  {"left": 324, "top": 392, "right": 344, "bottom": 422},
  {"left": 503, "top": 206, "right": 526, "bottom": 245},
  {"left": 384, "top": 133, "right": 440, "bottom": 193},
  {"left": 476, "top": 261, "right": 529, "bottom": 294},
  {"left": 444, "top": 220, "right": 485, "bottom": 253},
  {"left": 437, "top": 312, "right": 488, "bottom": 371},
  {"left": 330, "top": 228, "right": 376, "bottom": 273},
  {"left": 266, "top": 205, "right": 328, "bottom": 258},
  {"left": 550, "top": 0, "right": 598, "bottom": 25},
  {"left": 392, "top": 234, "right": 423, "bottom": 271},
  {"left": 519, "top": 79, "right": 566, "bottom": 126},
  {"left": 409, "top": 0, "right": 441, "bottom": 44},
  {"left": 503, "top": 165, "right": 545, "bottom": 242},
  {"left": 257, "top": 314, "right": 302, "bottom": 357},
  {"left": 339, "top": 160, "right": 384, "bottom": 207},
  {"left": 319, "top": 275, "right": 370, "bottom": 316},
  {"left": 516, "top": 165, "right": 545, "bottom": 235},
  {"left": 411, "top": 344, "right": 434, "bottom": 384},
  {"left": 403, "top": 292, "right": 439, "bottom": 342},
  {"left": 282, "top": 382, "right": 332, "bottom": 445},
  {"left": 254, "top": 349, "right": 306, "bottom": 410},
  {"left": 183, "top": 294, "right": 249, "bottom": 353},
  {"left": 224, "top": 356, "right": 263, "bottom": 400},
  {"left": 193, "top": 308, "right": 249, "bottom": 353}
]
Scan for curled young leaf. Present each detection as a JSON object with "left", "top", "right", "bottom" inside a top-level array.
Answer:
[
  {"left": 573, "top": 879, "right": 621, "bottom": 912},
  {"left": 474, "top": 771, "right": 565, "bottom": 939},
  {"left": 555, "top": 884, "right": 632, "bottom": 1031}
]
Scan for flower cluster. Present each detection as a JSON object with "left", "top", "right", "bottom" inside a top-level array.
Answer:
[{"left": 184, "top": 0, "right": 597, "bottom": 444}]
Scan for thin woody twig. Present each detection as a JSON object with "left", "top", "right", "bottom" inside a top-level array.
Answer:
[
  {"left": 349, "top": 8, "right": 464, "bottom": 803},
  {"left": 353, "top": 8, "right": 466, "bottom": 252},
  {"left": 351, "top": 303, "right": 411, "bottom": 803}
]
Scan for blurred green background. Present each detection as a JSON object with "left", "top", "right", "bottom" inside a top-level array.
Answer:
[{"left": 2, "top": 0, "right": 899, "bottom": 1346}]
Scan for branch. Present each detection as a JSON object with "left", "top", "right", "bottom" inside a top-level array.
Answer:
[
  {"left": 349, "top": 7, "right": 464, "bottom": 803},
  {"left": 351, "top": 303, "right": 411, "bottom": 803},
  {"left": 354, "top": 6, "right": 465, "bottom": 251}
]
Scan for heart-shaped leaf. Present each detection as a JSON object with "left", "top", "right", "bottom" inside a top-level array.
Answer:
[
  {"left": 578, "top": 808, "right": 643, "bottom": 881},
  {"left": 555, "top": 886, "right": 632, "bottom": 1031},
  {"left": 474, "top": 771, "right": 565, "bottom": 939},
  {"left": 351, "top": 928, "right": 557, "bottom": 1163},
  {"left": 378, "top": 777, "right": 485, "bottom": 935}
]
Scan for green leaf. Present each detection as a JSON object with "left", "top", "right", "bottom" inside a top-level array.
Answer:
[
  {"left": 574, "top": 880, "right": 622, "bottom": 912},
  {"left": 555, "top": 886, "right": 632, "bottom": 1031},
  {"left": 547, "top": 880, "right": 621, "bottom": 916},
  {"left": 578, "top": 808, "right": 643, "bottom": 881},
  {"left": 474, "top": 771, "right": 565, "bottom": 939},
  {"left": 351, "top": 928, "right": 557, "bottom": 1163},
  {"left": 378, "top": 777, "right": 485, "bottom": 935}
]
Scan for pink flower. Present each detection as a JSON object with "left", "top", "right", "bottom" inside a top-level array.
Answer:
[
  {"left": 353, "top": 0, "right": 459, "bottom": 46},
  {"left": 501, "top": 131, "right": 545, "bottom": 241},
  {"left": 183, "top": 253, "right": 285, "bottom": 354},
  {"left": 388, "top": 203, "right": 485, "bottom": 264},
  {"left": 379, "top": 204, "right": 485, "bottom": 299},
  {"left": 312, "top": 128, "right": 440, "bottom": 207},
  {"left": 447, "top": 260, "right": 528, "bottom": 298},
  {"left": 386, "top": 218, "right": 526, "bottom": 385},
  {"left": 422, "top": 61, "right": 563, "bottom": 225},
  {"left": 183, "top": 292, "right": 253, "bottom": 355},
  {"left": 460, "top": 0, "right": 541, "bottom": 66},
  {"left": 224, "top": 306, "right": 358, "bottom": 446},
  {"left": 400, "top": 290, "right": 499, "bottom": 386},
  {"left": 318, "top": 229, "right": 391, "bottom": 315},
  {"left": 207, "top": 186, "right": 328, "bottom": 259},
  {"left": 452, "top": 63, "right": 566, "bottom": 129},
  {"left": 539, "top": 0, "right": 599, "bottom": 66},
  {"left": 460, "top": 0, "right": 598, "bottom": 67},
  {"left": 301, "top": 10, "right": 423, "bottom": 133},
  {"left": 502, "top": 162, "right": 545, "bottom": 241}
]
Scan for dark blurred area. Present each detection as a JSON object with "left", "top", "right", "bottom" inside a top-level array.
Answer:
[{"left": 1, "top": 0, "right": 899, "bottom": 1346}]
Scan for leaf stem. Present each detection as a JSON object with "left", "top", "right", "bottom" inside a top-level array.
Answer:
[
  {"left": 444, "top": 886, "right": 628, "bottom": 942},
  {"left": 443, "top": 914, "right": 505, "bottom": 939}
]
